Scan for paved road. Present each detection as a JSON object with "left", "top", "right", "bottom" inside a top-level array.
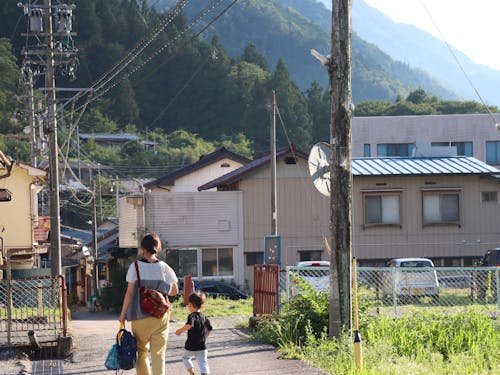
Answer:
[{"left": 2, "top": 309, "right": 326, "bottom": 374}]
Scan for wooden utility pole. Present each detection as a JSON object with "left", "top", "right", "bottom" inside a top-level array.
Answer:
[{"left": 328, "top": 0, "right": 353, "bottom": 338}]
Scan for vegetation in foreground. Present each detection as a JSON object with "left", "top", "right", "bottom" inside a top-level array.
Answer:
[
  {"left": 253, "top": 283, "right": 500, "bottom": 375},
  {"left": 169, "top": 296, "right": 253, "bottom": 322}
]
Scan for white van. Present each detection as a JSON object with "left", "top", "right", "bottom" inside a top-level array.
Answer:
[
  {"left": 382, "top": 258, "right": 439, "bottom": 302},
  {"left": 293, "top": 261, "right": 330, "bottom": 293}
]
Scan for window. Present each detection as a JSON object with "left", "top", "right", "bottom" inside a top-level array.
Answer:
[
  {"left": 202, "top": 247, "right": 233, "bottom": 276},
  {"left": 164, "top": 248, "right": 234, "bottom": 277},
  {"left": 377, "top": 143, "right": 415, "bottom": 157},
  {"left": 164, "top": 249, "right": 198, "bottom": 277},
  {"left": 363, "top": 144, "right": 371, "bottom": 157},
  {"left": 363, "top": 193, "right": 401, "bottom": 226},
  {"left": 486, "top": 141, "right": 500, "bottom": 164},
  {"left": 299, "top": 250, "right": 323, "bottom": 262},
  {"left": 481, "top": 191, "right": 498, "bottom": 202},
  {"left": 245, "top": 252, "right": 264, "bottom": 266},
  {"left": 422, "top": 191, "right": 460, "bottom": 225},
  {"left": 431, "top": 141, "right": 473, "bottom": 156}
]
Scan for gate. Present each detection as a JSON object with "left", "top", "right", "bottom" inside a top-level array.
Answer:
[
  {"left": 253, "top": 264, "right": 280, "bottom": 315},
  {"left": 0, "top": 275, "right": 68, "bottom": 348}
]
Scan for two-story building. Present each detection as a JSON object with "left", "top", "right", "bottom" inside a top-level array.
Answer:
[
  {"left": 0, "top": 150, "right": 47, "bottom": 276},
  {"left": 199, "top": 146, "right": 500, "bottom": 285},
  {"left": 352, "top": 113, "right": 500, "bottom": 167},
  {"left": 118, "top": 148, "right": 250, "bottom": 286}
]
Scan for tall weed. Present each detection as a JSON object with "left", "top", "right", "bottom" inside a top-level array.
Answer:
[{"left": 254, "top": 287, "right": 500, "bottom": 374}]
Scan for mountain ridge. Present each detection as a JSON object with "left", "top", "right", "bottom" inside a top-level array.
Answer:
[{"left": 152, "top": 0, "right": 456, "bottom": 103}]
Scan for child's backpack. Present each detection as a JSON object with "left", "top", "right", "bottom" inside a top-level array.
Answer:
[{"left": 116, "top": 327, "right": 137, "bottom": 370}]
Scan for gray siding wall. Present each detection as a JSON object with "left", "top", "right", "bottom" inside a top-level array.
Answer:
[
  {"left": 118, "top": 197, "right": 140, "bottom": 248},
  {"left": 145, "top": 191, "right": 243, "bottom": 247}
]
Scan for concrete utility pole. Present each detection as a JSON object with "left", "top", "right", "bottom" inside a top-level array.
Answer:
[
  {"left": 26, "top": 68, "right": 37, "bottom": 166},
  {"left": 44, "top": 0, "right": 62, "bottom": 277},
  {"left": 328, "top": 0, "right": 353, "bottom": 338},
  {"left": 270, "top": 91, "right": 277, "bottom": 235},
  {"left": 20, "top": 0, "right": 78, "bottom": 276},
  {"left": 92, "top": 180, "right": 99, "bottom": 297}
]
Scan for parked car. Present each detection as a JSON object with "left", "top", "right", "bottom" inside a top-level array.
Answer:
[
  {"left": 292, "top": 261, "right": 330, "bottom": 294},
  {"left": 381, "top": 258, "right": 439, "bottom": 303},
  {"left": 438, "top": 275, "right": 473, "bottom": 289},
  {"left": 178, "top": 280, "right": 248, "bottom": 300},
  {"left": 478, "top": 248, "right": 500, "bottom": 301},
  {"left": 479, "top": 248, "right": 500, "bottom": 267}
]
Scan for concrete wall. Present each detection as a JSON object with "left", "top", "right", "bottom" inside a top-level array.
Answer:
[{"left": 352, "top": 113, "right": 500, "bottom": 166}]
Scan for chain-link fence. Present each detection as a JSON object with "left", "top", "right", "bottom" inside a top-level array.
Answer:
[
  {"left": 0, "top": 276, "right": 67, "bottom": 348},
  {"left": 282, "top": 266, "right": 500, "bottom": 315}
]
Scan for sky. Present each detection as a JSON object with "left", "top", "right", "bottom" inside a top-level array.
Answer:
[{"left": 363, "top": 0, "right": 500, "bottom": 70}]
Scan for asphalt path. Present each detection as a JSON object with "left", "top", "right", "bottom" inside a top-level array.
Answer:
[{"left": 2, "top": 308, "right": 326, "bottom": 374}]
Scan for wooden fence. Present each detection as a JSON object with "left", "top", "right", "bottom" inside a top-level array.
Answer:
[{"left": 253, "top": 264, "right": 279, "bottom": 316}]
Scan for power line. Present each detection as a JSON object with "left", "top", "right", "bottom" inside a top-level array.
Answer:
[
  {"left": 418, "top": 0, "right": 499, "bottom": 126},
  {"left": 75, "top": 0, "right": 190, "bottom": 101}
]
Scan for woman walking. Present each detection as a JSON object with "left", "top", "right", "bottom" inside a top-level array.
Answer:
[{"left": 119, "top": 233, "right": 179, "bottom": 375}]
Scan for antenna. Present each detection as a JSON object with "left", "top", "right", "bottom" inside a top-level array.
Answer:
[{"left": 308, "top": 142, "right": 331, "bottom": 196}]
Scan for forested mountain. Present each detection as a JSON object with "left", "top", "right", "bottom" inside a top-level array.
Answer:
[
  {"left": 0, "top": 0, "right": 495, "bottom": 172},
  {"left": 352, "top": 0, "right": 500, "bottom": 107},
  {"left": 152, "top": 0, "right": 456, "bottom": 103}
]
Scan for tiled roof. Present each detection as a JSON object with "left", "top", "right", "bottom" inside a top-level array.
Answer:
[
  {"left": 145, "top": 147, "right": 250, "bottom": 188},
  {"left": 198, "top": 145, "right": 308, "bottom": 191}
]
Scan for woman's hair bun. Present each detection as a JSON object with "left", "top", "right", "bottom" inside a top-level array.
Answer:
[{"left": 141, "top": 233, "right": 160, "bottom": 254}]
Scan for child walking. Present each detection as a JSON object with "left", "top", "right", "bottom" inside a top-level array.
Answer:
[{"left": 175, "top": 291, "right": 213, "bottom": 375}]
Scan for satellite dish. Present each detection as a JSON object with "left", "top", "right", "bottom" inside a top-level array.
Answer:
[{"left": 308, "top": 142, "right": 331, "bottom": 196}]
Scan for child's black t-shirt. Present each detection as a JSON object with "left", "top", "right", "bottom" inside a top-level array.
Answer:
[{"left": 185, "top": 311, "right": 213, "bottom": 351}]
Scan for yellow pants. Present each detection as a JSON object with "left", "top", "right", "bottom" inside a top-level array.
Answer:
[{"left": 131, "top": 313, "right": 170, "bottom": 375}]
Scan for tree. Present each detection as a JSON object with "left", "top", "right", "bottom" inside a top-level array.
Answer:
[
  {"left": 406, "top": 88, "right": 428, "bottom": 104},
  {"left": 306, "top": 81, "right": 330, "bottom": 143},
  {"left": 241, "top": 43, "right": 269, "bottom": 71},
  {"left": 270, "top": 59, "right": 312, "bottom": 150},
  {"left": 0, "top": 38, "right": 20, "bottom": 134},
  {"left": 80, "top": 108, "right": 119, "bottom": 133}
]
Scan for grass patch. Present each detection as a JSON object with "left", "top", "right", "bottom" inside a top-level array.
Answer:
[
  {"left": 169, "top": 296, "right": 253, "bottom": 322},
  {"left": 253, "top": 288, "right": 500, "bottom": 374}
]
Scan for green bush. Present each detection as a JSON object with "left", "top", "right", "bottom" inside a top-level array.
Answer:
[
  {"left": 254, "top": 284, "right": 500, "bottom": 374},
  {"left": 254, "top": 277, "right": 328, "bottom": 347},
  {"left": 98, "top": 268, "right": 127, "bottom": 312}
]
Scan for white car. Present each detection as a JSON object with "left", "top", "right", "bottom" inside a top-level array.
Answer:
[
  {"left": 382, "top": 258, "right": 439, "bottom": 302},
  {"left": 293, "top": 261, "right": 330, "bottom": 293}
]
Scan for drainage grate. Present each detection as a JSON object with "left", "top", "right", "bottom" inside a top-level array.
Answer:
[{"left": 31, "top": 360, "right": 63, "bottom": 375}]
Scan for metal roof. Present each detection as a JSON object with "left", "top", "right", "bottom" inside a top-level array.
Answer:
[
  {"left": 352, "top": 157, "right": 499, "bottom": 176},
  {"left": 79, "top": 133, "right": 140, "bottom": 141}
]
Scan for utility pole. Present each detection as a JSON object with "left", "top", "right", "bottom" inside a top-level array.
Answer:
[
  {"left": 270, "top": 91, "right": 277, "bottom": 235},
  {"left": 92, "top": 180, "right": 99, "bottom": 297},
  {"left": 19, "top": 0, "right": 78, "bottom": 277},
  {"left": 44, "top": 0, "right": 62, "bottom": 277},
  {"left": 328, "top": 0, "right": 353, "bottom": 338},
  {"left": 26, "top": 67, "right": 37, "bottom": 166}
]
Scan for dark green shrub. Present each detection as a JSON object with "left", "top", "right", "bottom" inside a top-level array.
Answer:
[{"left": 99, "top": 268, "right": 127, "bottom": 312}]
